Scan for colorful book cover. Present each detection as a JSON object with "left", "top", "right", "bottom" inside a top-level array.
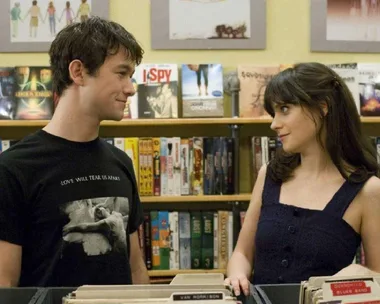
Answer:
[
  {"left": 150, "top": 211, "right": 160, "bottom": 270},
  {"left": 328, "top": 63, "right": 360, "bottom": 114},
  {"left": 123, "top": 76, "right": 138, "bottom": 119},
  {"left": 238, "top": 65, "right": 280, "bottom": 118},
  {"left": 182, "top": 64, "right": 224, "bottom": 117},
  {"left": 14, "top": 66, "right": 54, "bottom": 120},
  {"left": 158, "top": 211, "right": 170, "bottom": 270},
  {"left": 0, "top": 67, "right": 16, "bottom": 120},
  {"left": 358, "top": 63, "right": 380, "bottom": 116},
  {"left": 135, "top": 64, "right": 178, "bottom": 118}
]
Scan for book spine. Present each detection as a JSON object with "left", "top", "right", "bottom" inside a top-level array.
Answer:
[
  {"left": 143, "top": 212, "right": 152, "bottom": 270},
  {"left": 153, "top": 137, "right": 161, "bottom": 196},
  {"left": 150, "top": 211, "right": 160, "bottom": 270},
  {"left": 180, "top": 138, "right": 190, "bottom": 195},
  {"left": 190, "top": 211, "right": 202, "bottom": 269},
  {"left": 158, "top": 211, "right": 170, "bottom": 270},
  {"left": 169, "top": 211, "right": 179, "bottom": 269},
  {"left": 179, "top": 212, "right": 191, "bottom": 269},
  {"left": 201, "top": 211, "right": 214, "bottom": 269}
]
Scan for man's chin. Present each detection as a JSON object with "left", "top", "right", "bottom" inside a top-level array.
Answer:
[{"left": 101, "top": 113, "right": 125, "bottom": 122}]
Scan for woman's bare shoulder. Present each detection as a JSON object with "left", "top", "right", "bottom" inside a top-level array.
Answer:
[{"left": 359, "top": 176, "right": 380, "bottom": 205}]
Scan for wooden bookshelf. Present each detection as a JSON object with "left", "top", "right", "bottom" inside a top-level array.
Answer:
[
  {"left": 140, "top": 194, "right": 251, "bottom": 203},
  {"left": 360, "top": 117, "right": 380, "bottom": 123},
  {"left": 0, "top": 118, "right": 271, "bottom": 127},
  {"left": 148, "top": 269, "right": 226, "bottom": 277},
  {"left": 0, "top": 117, "right": 379, "bottom": 127}
]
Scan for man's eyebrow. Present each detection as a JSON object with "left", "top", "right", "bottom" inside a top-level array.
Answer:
[{"left": 116, "top": 64, "right": 134, "bottom": 71}]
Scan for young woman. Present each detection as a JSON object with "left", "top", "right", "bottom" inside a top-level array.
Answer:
[{"left": 225, "top": 62, "right": 380, "bottom": 296}]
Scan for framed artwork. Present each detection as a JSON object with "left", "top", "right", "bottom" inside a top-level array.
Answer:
[
  {"left": 311, "top": 0, "right": 380, "bottom": 53},
  {"left": 151, "top": 0, "right": 266, "bottom": 50},
  {"left": 0, "top": 0, "right": 109, "bottom": 53}
]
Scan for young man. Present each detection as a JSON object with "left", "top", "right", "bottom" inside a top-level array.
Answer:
[{"left": 0, "top": 17, "right": 149, "bottom": 287}]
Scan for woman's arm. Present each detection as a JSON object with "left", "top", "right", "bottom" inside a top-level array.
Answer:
[
  {"left": 225, "top": 165, "right": 267, "bottom": 295},
  {"left": 334, "top": 176, "right": 380, "bottom": 277}
]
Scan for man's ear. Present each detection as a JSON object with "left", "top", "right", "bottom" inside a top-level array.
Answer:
[{"left": 68, "top": 59, "right": 85, "bottom": 86}]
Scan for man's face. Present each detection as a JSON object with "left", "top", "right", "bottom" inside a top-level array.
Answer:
[
  {"left": 40, "top": 69, "right": 52, "bottom": 84},
  {"left": 80, "top": 49, "right": 136, "bottom": 122}
]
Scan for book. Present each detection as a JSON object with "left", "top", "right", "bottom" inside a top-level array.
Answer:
[
  {"left": 182, "top": 64, "right": 224, "bottom": 117},
  {"left": 14, "top": 66, "right": 54, "bottom": 120},
  {"left": 136, "top": 64, "right": 178, "bottom": 118}
]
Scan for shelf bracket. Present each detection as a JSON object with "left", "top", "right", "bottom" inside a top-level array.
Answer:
[{"left": 224, "top": 71, "right": 241, "bottom": 194}]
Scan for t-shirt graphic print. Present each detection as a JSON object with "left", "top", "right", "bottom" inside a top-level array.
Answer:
[{"left": 60, "top": 196, "right": 129, "bottom": 256}]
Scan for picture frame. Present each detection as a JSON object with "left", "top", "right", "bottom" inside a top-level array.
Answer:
[
  {"left": 151, "top": 0, "right": 266, "bottom": 50},
  {"left": 0, "top": 0, "right": 109, "bottom": 53},
  {"left": 311, "top": 0, "right": 380, "bottom": 53}
]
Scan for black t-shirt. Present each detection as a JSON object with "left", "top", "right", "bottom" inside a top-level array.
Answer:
[{"left": 0, "top": 130, "right": 144, "bottom": 287}]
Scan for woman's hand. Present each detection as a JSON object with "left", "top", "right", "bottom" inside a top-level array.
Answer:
[{"left": 224, "top": 273, "right": 250, "bottom": 296}]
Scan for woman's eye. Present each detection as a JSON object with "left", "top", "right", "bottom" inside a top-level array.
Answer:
[{"left": 280, "top": 106, "right": 289, "bottom": 113}]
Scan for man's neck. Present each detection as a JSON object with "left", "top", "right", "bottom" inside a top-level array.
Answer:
[{"left": 43, "top": 93, "right": 100, "bottom": 142}]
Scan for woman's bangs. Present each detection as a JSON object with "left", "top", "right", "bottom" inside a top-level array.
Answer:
[{"left": 264, "top": 70, "right": 301, "bottom": 116}]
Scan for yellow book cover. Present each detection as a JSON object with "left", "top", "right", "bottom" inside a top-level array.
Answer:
[
  {"left": 124, "top": 137, "right": 139, "bottom": 185},
  {"left": 139, "top": 139, "right": 146, "bottom": 196},
  {"left": 146, "top": 138, "right": 154, "bottom": 196}
]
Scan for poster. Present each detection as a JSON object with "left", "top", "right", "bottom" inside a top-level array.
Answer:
[
  {"left": 169, "top": 0, "right": 250, "bottom": 40},
  {"left": 9, "top": 0, "right": 92, "bottom": 43},
  {"left": 326, "top": 0, "right": 380, "bottom": 41}
]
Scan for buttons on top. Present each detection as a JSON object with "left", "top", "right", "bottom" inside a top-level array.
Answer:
[
  {"left": 281, "top": 259, "right": 289, "bottom": 267},
  {"left": 288, "top": 225, "right": 296, "bottom": 234}
]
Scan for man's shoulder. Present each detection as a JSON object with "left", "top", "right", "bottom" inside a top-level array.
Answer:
[
  {"left": 0, "top": 131, "right": 45, "bottom": 165},
  {"left": 102, "top": 140, "right": 133, "bottom": 163}
]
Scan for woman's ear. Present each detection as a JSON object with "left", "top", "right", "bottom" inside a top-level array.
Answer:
[{"left": 321, "top": 101, "right": 328, "bottom": 116}]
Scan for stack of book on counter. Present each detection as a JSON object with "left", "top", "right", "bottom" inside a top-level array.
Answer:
[
  {"left": 62, "top": 273, "right": 239, "bottom": 304},
  {"left": 300, "top": 275, "right": 380, "bottom": 304}
]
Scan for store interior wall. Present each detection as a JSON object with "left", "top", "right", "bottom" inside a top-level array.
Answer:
[{"left": 1, "top": 0, "right": 378, "bottom": 68}]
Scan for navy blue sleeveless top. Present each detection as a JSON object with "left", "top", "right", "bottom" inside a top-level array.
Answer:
[{"left": 252, "top": 170, "right": 366, "bottom": 285}]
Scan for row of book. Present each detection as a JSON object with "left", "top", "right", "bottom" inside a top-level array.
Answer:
[
  {"left": 138, "top": 208, "right": 364, "bottom": 274},
  {"left": 250, "top": 135, "right": 380, "bottom": 185},
  {"left": 1, "top": 62, "right": 380, "bottom": 121},
  {"left": 0, "top": 135, "right": 236, "bottom": 196},
  {"left": 103, "top": 137, "right": 236, "bottom": 197},
  {"left": 240, "top": 62, "right": 380, "bottom": 119},
  {"left": 137, "top": 210, "right": 246, "bottom": 271}
]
